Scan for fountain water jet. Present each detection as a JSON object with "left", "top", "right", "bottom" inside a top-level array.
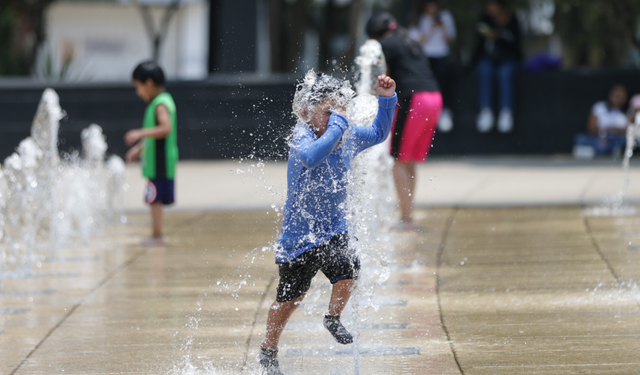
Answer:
[
  {"left": 585, "top": 112, "right": 640, "bottom": 217},
  {"left": 0, "top": 89, "right": 126, "bottom": 278},
  {"left": 345, "top": 39, "right": 397, "bottom": 375}
]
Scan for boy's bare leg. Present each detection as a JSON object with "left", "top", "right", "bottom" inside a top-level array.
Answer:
[
  {"left": 151, "top": 202, "right": 163, "bottom": 238},
  {"left": 393, "top": 161, "right": 416, "bottom": 224},
  {"left": 263, "top": 296, "right": 303, "bottom": 349},
  {"left": 328, "top": 279, "right": 355, "bottom": 316},
  {"left": 324, "top": 279, "right": 356, "bottom": 344}
]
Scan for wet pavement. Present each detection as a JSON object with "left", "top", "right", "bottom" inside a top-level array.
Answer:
[{"left": 2, "top": 207, "right": 640, "bottom": 374}]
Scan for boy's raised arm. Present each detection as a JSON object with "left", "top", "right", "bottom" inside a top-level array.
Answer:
[
  {"left": 352, "top": 75, "right": 398, "bottom": 152},
  {"left": 294, "top": 113, "right": 347, "bottom": 169}
]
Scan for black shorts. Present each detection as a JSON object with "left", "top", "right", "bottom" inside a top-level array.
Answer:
[
  {"left": 276, "top": 233, "right": 360, "bottom": 303},
  {"left": 145, "top": 178, "right": 174, "bottom": 205}
]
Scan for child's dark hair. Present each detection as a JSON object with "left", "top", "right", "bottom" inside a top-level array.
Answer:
[
  {"left": 132, "top": 61, "right": 166, "bottom": 86},
  {"left": 366, "top": 13, "right": 424, "bottom": 58}
]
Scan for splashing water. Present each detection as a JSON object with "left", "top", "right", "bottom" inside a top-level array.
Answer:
[
  {"left": 585, "top": 113, "right": 640, "bottom": 217},
  {"left": 173, "top": 41, "right": 397, "bottom": 375},
  {"left": 345, "top": 39, "right": 395, "bottom": 375},
  {"left": 0, "top": 89, "right": 126, "bottom": 278},
  {"left": 292, "top": 69, "right": 355, "bottom": 122},
  {"left": 354, "top": 40, "right": 387, "bottom": 98}
]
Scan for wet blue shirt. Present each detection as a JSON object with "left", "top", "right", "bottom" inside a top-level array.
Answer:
[{"left": 276, "top": 94, "right": 398, "bottom": 263}]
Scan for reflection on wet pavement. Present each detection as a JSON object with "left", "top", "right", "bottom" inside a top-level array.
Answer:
[{"left": 2, "top": 208, "right": 640, "bottom": 374}]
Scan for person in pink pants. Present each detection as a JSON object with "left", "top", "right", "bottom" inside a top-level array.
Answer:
[{"left": 367, "top": 12, "right": 443, "bottom": 231}]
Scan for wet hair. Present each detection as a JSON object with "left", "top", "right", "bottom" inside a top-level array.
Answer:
[
  {"left": 292, "top": 70, "right": 355, "bottom": 122},
  {"left": 366, "top": 13, "right": 423, "bottom": 58},
  {"left": 132, "top": 61, "right": 166, "bottom": 86}
]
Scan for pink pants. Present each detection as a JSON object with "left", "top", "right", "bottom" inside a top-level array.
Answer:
[{"left": 390, "top": 91, "right": 443, "bottom": 162}]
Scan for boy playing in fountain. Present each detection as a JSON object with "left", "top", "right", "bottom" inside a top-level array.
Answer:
[
  {"left": 124, "top": 61, "right": 178, "bottom": 246},
  {"left": 259, "top": 71, "right": 396, "bottom": 375}
]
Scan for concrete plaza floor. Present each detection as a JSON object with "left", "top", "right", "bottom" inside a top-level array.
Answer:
[
  {"left": 3, "top": 157, "right": 640, "bottom": 374},
  {"left": 123, "top": 156, "right": 640, "bottom": 212}
]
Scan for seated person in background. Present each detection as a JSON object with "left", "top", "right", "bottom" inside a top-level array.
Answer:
[
  {"left": 574, "top": 84, "right": 628, "bottom": 158},
  {"left": 627, "top": 94, "right": 640, "bottom": 123}
]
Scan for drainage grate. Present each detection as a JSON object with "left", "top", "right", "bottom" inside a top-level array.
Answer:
[
  {"left": 0, "top": 290, "right": 55, "bottom": 297},
  {"left": 301, "top": 300, "right": 407, "bottom": 308},
  {"left": 0, "top": 308, "right": 30, "bottom": 315},
  {"left": 286, "top": 322, "right": 409, "bottom": 331},
  {"left": 285, "top": 347, "right": 420, "bottom": 357}
]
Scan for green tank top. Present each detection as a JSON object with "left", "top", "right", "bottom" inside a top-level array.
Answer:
[{"left": 142, "top": 92, "right": 178, "bottom": 180}]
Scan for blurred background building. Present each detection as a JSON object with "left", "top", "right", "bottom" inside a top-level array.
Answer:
[
  {"left": 1, "top": 0, "right": 640, "bottom": 159},
  {"left": 3, "top": 0, "right": 640, "bottom": 81}
]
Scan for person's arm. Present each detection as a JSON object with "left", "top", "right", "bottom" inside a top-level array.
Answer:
[
  {"left": 469, "top": 15, "right": 490, "bottom": 68},
  {"left": 380, "top": 38, "right": 396, "bottom": 77},
  {"left": 496, "top": 15, "right": 520, "bottom": 47},
  {"left": 408, "top": 27, "right": 423, "bottom": 44},
  {"left": 352, "top": 76, "right": 398, "bottom": 153},
  {"left": 587, "top": 112, "right": 599, "bottom": 135},
  {"left": 126, "top": 141, "right": 143, "bottom": 162},
  {"left": 124, "top": 104, "right": 172, "bottom": 146},
  {"left": 293, "top": 114, "right": 347, "bottom": 169},
  {"left": 418, "top": 21, "right": 440, "bottom": 45},
  {"left": 443, "top": 11, "right": 456, "bottom": 43}
]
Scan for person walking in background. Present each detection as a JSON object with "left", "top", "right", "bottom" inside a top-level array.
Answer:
[
  {"left": 124, "top": 61, "right": 178, "bottom": 246},
  {"left": 366, "top": 13, "right": 442, "bottom": 231},
  {"left": 409, "top": 0, "right": 456, "bottom": 133},
  {"left": 472, "top": 0, "right": 522, "bottom": 133},
  {"left": 573, "top": 84, "right": 629, "bottom": 159}
]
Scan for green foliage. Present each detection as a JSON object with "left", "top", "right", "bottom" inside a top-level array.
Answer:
[
  {"left": 554, "top": 0, "right": 640, "bottom": 66},
  {"left": 409, "top": 0, "right": 640, "bottom": 67},
  {"left": 0, "top": 3, "right": 21, "bottom": 75},
  {"left": 0, "top": 0, "right": 56, "bottom": 76}
]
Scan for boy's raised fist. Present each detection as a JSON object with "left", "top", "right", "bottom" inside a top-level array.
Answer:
[{"left": 376, "top": 75, "right": 396, "bottom": 97}]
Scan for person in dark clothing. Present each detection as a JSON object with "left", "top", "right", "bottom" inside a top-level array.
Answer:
[
  {"left": 366, "top": 12, "right": 442, "bottom": 231},
  {"left": 409, "top": 0, "right": 457, "bottom": 132},
  {"left": 471, "top": 0, "right": 522, "bottom": 133}
]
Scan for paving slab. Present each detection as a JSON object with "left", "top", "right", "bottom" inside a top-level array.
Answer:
[
  {"left": 122, "top": 157, "right": 640, "bottom": 213},
  {"left": 2, "top": 206, "right": 640, "bottom": 374}
]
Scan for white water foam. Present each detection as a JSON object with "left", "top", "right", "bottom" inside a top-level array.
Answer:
[
  {"left": 172, "top": 40, "right": 398, "bottom": 375},
  {"left": 0, "top": 89, "right": 126, "bottom": 277}
]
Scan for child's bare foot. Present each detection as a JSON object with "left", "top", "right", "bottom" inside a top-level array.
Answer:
[{"left": 139, "top": 237, "right": 165, "bottom": 247}]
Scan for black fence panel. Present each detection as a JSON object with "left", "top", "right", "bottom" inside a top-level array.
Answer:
[{"left": 0, "top": 69, "right": 639, "bottom": 161}]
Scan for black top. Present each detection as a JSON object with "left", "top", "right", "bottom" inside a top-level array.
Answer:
[
  {"left": 472, "top": 13, "right": 522, "bottom": 64},
  {"left": 379, "top": 31, "right": 439, "bottom": 98}
]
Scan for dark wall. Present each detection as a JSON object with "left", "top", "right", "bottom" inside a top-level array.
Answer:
[
  {"left": 438, "top": 68, "right": 640, "bottom": 154},
  {"left": 209, "top": 0, "right": 258, "bottom": 73},
  {"left": 0, "top": 76, "right": 296, "bottom": 161},
  {"left": 0, "top": 68, "right": 639, "bottom": 162}
]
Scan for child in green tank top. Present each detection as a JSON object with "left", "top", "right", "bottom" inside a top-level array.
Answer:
[{"left": 125, "top": 61, "right": 178, "bottom": 247}]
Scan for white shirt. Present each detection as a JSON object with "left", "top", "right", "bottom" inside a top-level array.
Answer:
[
  {"left": 592, "top": 101, "right": 628, "bottom": 130},
  {"left": 408, "top": 10, "right": 456, "bottom": 58}
]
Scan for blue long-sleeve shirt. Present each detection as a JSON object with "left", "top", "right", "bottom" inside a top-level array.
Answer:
[{"left": 276, "top": 93, "right": 398, "bottom": 263}]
